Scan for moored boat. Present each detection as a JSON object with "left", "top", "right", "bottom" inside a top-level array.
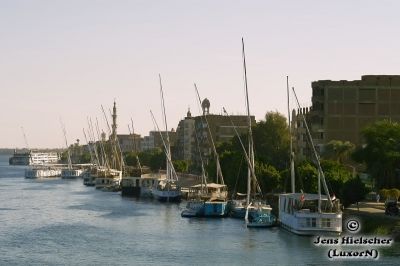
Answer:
[
  {"left": 150, "top": 75, "right": 182, "bottom": 203},
  {"left": 278, "top": 84, "right": 342, "bottom": 236},
  {"left": 224, "top": 38, "right": 275, "bottom": 226},
  {"left": 61, "top": 168, "right": 84, "bottom": 179},
  {"left": 95, "top": 168, "right": 122, "bottom": 190},
  {"left": 25, "top": 166, "right": 61, "bottom": 179},
  {"left": 181, "top": 200, "right": 205, "bottom": 217},
  {"left": 245, "top": 202, "right": 277, "bottom": 228},
  {"left": 279, "top": 193, "right": 341, "bottom": 235}
]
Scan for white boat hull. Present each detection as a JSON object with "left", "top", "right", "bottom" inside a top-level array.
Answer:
[{"left": 279, "top": 193, "right": 342, "bottom": 236}]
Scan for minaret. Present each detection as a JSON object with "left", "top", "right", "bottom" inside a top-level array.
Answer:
[{"left": 111, "top": 100, "right": 117, "bottom": 141}]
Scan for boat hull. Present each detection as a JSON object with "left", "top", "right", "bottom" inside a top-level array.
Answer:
[
  {"left": 153, "top": 186, "right": 182, "bottom": 203},
  {"left": 181, "top": 201, "right": 205, "bottom": 218},
  {"left": 181, "top": 209, "right": 201, "bottom": 217},
  {"left": 155, "top": 194, "right": 182, "bottom": 203},
  {"left": 25, "top": 168, "right": 61, "bottom": 179},
  {"left": 279, "top": 221, "right": 341, "bottom": 236},
  {"left": 230, "top": 207, "right": 246, "bottom": 218},
  {"left": 204, "top": 201, "right": 228, "bottom": 217},
  {"left": 247, "top": 223, "right": 276, "bottom": 228},
  {"left": 121, "top": 187, "right": 141, "bottom": 197}
]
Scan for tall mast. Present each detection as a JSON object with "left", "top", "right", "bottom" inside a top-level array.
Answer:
[
  {"left": 87, "top": 117, "right": 100, "bottom": 166},
  {"left": 128, "top": 122, "right": 142, "bottom": 170},
  {"left": 292, "top": 87, "right": 333, "bottom": 208},
  {"left": 150, "top": 110, "right": 178, "bottom": 181},
  {"left": 223, "top": 107, "right": 261, "bottom": 195},
  {"left": 83, "top": 128, "right": 95, "bottom": 165},
  {"left": 95, "top": 118, "right": 110, "bottom": 169},
  {"left": 242, "top": 38, "right": 254, "bottom": 206},
  {"left": 60, "top": 119, "right": 72, "bottom": 169},
  {"left": 287, "top": 76, "right": 295, "bottom": 193},
  {"left": 193, "top": 114, "right": 208, "bottom": 193},
  {"left": 20, "top": 126, "right": 30, "bottom": 151},
  {"left": 194, "top": 83, "right": 224, "bottom": 185},
  {"left": 159, "top": 74, "right": 172, "bottom": 181}
]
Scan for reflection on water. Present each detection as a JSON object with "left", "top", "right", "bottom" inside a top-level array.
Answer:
[{"left": 0, "top": 155, "right": 398, "bottom": 265}]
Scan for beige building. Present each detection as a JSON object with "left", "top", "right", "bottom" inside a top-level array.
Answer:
[
  {"left": 117, "top": 134, "right": 141, "bottom": 153},
  {"left": 175, "top": 109, "right": 195, "bottom": 161},
  {"left": 191, "top": 98, "right": 255, "bottom": 166},
  {"left": 307, "top": 75, "right": 400, "bottom": 153},
  {"left": 140, "top": 130, "right": 177, "bottom": 152}
]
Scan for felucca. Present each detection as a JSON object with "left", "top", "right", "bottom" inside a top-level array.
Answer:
[
  {"left": 151, "top": 75, "right": 182, "bottom": 203},
  {"left": 278, "top": 81, "right": 342, "bottom": 235}
]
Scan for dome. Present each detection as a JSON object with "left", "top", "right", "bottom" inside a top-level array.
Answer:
[
  {"left": 202, "top": 98, "right": 210, "bottom": 109},
  {"left": 201, "top": 98, "right": 210, "bottom": 115}
]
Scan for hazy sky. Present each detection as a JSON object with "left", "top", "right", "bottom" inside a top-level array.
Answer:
[{"left": 1, "top": 0, "right": 399, "bottom": 148}]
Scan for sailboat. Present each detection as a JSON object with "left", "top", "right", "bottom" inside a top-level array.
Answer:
[
  {"left": 151, "top": 75, "right": 182, "bottom": 203},
  {"left": 82, "top": 127, "right": 97, "bottom": 186},
  {"left": 226, "top": 38, "right": 276, "bottom": 227},
  {"left": 89, "top": 114, "right": 122, "bottom": 191},
  {"left": 194, "top": 84, "right": 228, "bottom": 217},
  {"left": 60, "top": 120, "right": 84, "bottom": 179},
  {"left": 278, "top": 79, "right": 342, "bottom": 235},
  {"left": 120, "top": 121, "right": 157, "bottom": 197},
  {"left": 181, "top": 108, "right": 208, "bottom": 217}
]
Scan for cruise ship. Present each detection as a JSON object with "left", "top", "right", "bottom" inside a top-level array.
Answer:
[{"left": 9, "top": 150, "right": 60, "bottom": 165}]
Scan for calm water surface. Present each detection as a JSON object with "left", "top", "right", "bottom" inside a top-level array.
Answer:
[{"left": 0, "top": 155, "right": 398, "bottom": 265}]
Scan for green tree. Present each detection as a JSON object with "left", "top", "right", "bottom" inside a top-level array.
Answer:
[
  {"left": 353, "top": 120, "right": 400, "bottom": 189},
  {"left": 296, "top": 161, "right": 318, "bottom": 193},
  {"left": 124, "top": 151, "right": 139, "bottom": 167},
  {"left": 323, "top": 140, "right": 355, "bottom": 163},
  {"left": 321, "top": 159, "right": 352, "bottom": 198},
  {"left": 252, "top": 112, "right": 290, "bottom": 170},
  {"left": 173, "top": 160, "right": 189, "bottom": 173},
  {"left": 138, "top": 149, "right": 165, "bottom": 172},
  {"left": 255, "top": 162, "right": 282, "bottom": 193},
  {"left": 79, "top": 152, "right": 91, "bottom": 164},
  {"left": 203, "top": 142, "right": 247, "bottom": 193},
  {"left": 202, "top": 111, "right": 290, "bottom": 194},
  {"left": 341, "top": 176, "right": 369, "bottom": 208}
]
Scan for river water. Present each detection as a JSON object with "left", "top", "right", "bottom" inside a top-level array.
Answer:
[{"left": 0, "top": 155, "right": 398, "bottom": 265}]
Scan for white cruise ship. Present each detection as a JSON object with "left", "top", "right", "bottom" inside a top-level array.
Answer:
[{"left": 9, "top": 150, "right": 60, "bottom": 165}]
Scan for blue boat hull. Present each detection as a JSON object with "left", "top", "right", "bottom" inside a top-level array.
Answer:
[{"left": 204, "top": 201, "right": 228, "bottom": 217}]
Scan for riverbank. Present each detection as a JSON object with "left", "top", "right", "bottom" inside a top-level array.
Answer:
[{"left": 344, "top": 202, "right": 400, "bottom": 241}]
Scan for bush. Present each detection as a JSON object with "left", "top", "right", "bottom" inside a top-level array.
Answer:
[
  {"left": 379, "top": 188, "right": 400, "bottom": 201},
  {"left": 388, "top": 188, "right": 400, "bottom": 201},
  {"left": 379, "top": 189, "right": 390, "bottom": 200}
]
